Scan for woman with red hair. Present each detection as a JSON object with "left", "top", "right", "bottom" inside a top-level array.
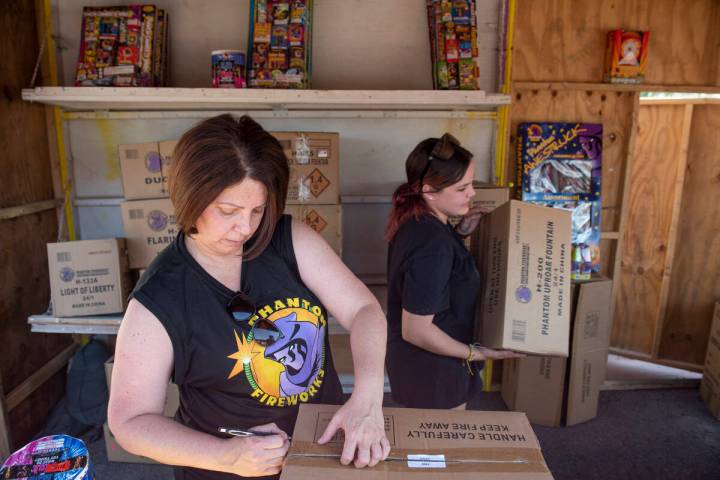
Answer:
[{"left": 385, "top": 134, "right": 522, "bottom": 410}]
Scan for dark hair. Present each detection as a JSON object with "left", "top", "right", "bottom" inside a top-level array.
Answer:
[
  {"left": 168, "top": 114, "right": 289, "bottom": 260},
  {"left": 385, "top": 134, "right": 473, "bottom": 242}
]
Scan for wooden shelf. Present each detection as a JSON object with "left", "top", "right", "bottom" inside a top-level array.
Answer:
[
  {"left": 514, "top": 81, "right": 720, "bottom": 94},
  {"left": 22, "top": 87, "right": 511, "bottom": 112}
]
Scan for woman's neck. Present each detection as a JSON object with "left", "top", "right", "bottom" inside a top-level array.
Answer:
[{"left": 185, "top": 234, "right": 243, "bottom": 291}]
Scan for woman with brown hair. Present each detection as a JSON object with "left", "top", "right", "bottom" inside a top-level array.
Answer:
[
  {"left": 385, "top": 134, "right": 522, "bottom": 410},
  {"left": 108, "top": 114, "right": 389, "bottom": 479}
]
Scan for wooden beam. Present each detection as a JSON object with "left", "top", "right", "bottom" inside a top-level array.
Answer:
[
  {"left": 610, "top": 92, "right": 641, "bottom": 331},
  {"left": 609, "top": 346, "right": 703, "bottom": 373},
  {"left": 515, "top": 81, "right": 720, "bottom": 94},
  {"left": 651, "top": 104, "right": 694, "bottom": 357},
  {"left": 6, "top": 343, "right": 78, "bottom": 411},
  {"left": 640, "top": 98, "right": 720, "bottom": 106},
  {"left": 0, "top": 199, "right": 60, "bottom": 221},
  {"left": 0, "top": 376, "right": 12, "bottom": 460},
  {"left": 601, "top": 378, "right": 700, "bottom": 391},
  {"left": 600, "top": 231, "right": 620, "bottom": 240}
]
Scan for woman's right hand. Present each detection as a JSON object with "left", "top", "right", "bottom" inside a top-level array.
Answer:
[
  {"left": 222, "top": 423, "right": 290, "bottom": 477},
  {"left": 471, "top": 345, "right": 525, "bottom": 362}
]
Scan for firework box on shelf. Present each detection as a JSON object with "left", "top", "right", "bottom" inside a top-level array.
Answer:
[
  {"left": 47, "top": 238, "right": 131, "bottom": 317},
  {"left": 121, "top": 198, "right": 177, "bottom": 268}
]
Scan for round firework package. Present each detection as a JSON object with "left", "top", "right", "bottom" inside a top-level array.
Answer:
[{"left": 0, "top": 435, "right": 94, "bottom": 479}]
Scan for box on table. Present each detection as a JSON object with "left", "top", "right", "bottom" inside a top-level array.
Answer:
[
  {"left": 472, "top": 200, "right": 572, "bottom": 356},
  {"left": 118, "top": 141, "right": 176, "bottom": 200},
  {"left": 121, "top": 198, "right": 178, "bottom": 268},
  {"left": 282, "top": 404, "right": 553, "bottom": 479},
  {"left": 284, "top": 204, "right": 342, "bottom": 256},
  {"left": 701, "top": 302, "right": 720, "bottom": 420},
  {"left": 502, "top": 277, "right": 612, "bottom": 426},
  {"left": 272, "top": 132, "right": 339, "bottom": 205},
  {"left": 47, "top": 238, "right": 131, "bottom": 317}
]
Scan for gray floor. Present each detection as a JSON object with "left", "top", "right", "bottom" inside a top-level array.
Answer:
[{"left": 86, "top": 387, "right": 720, "bottom": 480}]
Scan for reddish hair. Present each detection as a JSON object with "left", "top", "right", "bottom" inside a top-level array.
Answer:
[{"left": 385, "top": 135, "right": 473, "bottom": 242}]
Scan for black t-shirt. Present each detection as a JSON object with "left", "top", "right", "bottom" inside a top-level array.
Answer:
[
  {"left": 132, "top": 215, "right": 343, "bottom": 480},
  {"left": 385, "top": 214, "right": 481, "bottom": 409}
]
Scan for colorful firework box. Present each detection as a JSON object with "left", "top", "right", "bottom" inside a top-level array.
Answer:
[
  {"left": 0, "top": 435, "right": 94, "bottom": 479},
  {"left": 247, "top": 0, "right": 313, "bottom": 88},
  {"left": 74, "top": 4, "right": 169, "bottom": 87},
  {"left": 426, "top": 0, "right": 480, "bottom": 90},
  {"left": 517, "top": 123, "right": 603, "bottom": 280},
  {"left": 603, "top": 30, "right": 650, "bottom": 85}
]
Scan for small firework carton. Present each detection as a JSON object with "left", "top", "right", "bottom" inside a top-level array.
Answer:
[{"left": 603, "top": 30, "right": 650, "bottom": 84}]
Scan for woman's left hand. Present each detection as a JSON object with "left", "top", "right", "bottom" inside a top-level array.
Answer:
[
  {"left": 455, "top": 205, "right": 490, "bottom": 237},
  {"left": 317, "top": 395, "right": 390, "bottom": 468}
]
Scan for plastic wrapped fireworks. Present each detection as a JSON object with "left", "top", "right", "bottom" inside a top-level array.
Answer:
[
  {"left": 74, "top": 4, "right": 169, "bottom": 87},
  {"left": 247, "top": 0, "right": 313, "bottom": 88},
  {"left": 426, "top": 0, "right": 480, "bottom": 90},
  {"left": 0, "top": 435, "right": 94, "bottom": 479},
  {"left": 517, "top": 123, "right": 603, "bottom": 280}
]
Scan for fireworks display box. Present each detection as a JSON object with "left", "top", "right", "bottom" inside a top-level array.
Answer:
[
  {"left": 502, "top": 277, "right": 612, "bottom": 427},
  {"left": 118, "top": 140, "right": 176, "bottom": 199},
  {"left": 47, "top": 238, "right": 131, "bottom": 317},
  {"left": 517, "top": 122, "right": 603, "bottom": 280},
  {"left": 247, "top": 0, "right": 313, "bottom": 88},
  {"left": 272, "top": 131, "right": 339, "bottom": 205},
  {"left": 121, "top": 198, "right": 177, "bottom": 268},
  {"left": 281, "top": 403, "right": 554, "bottom": 479},
  {"left": 603, "top": 30, "right": 650, "bottom": 85},
  {"left": 472, "top": 200, "right": 572, "bottom": 357}
]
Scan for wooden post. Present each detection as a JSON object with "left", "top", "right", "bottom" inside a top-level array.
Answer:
[{"left": 0, "top": 377, "right": 13, "bottom": 460}]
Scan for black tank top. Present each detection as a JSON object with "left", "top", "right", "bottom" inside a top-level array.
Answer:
[{"left": 132, "top": 215, "right": 343, "bottom": 479}]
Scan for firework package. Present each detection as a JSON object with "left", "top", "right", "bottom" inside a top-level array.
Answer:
[
  {"left": 517, "top": 123, "right": 603, "bottom": 280},
  {"left": 247, "top": 0, "right": 313, "bottom": 88},
  {"left": 47, "top": 239, "right": 131, "bottom": 317},
  {"left": 0, "top": 435, "right": 94, "bottom": 479},
  {"left": 426, "top": 0, "right": 480, "bottom": 90},
  {"left": 282, "top": 404, "right": 555, "bottom": 479},
  {"left": 603, "top": 30, "right": 650, "bottom": 85},
  {"left": 75, "top": 4, "right": 169, "bottom": 87}
]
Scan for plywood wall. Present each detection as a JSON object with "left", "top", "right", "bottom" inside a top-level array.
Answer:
[
  {"left": 512, "top": 0, "right": 720, "bottom": 86},
  {"left": 660, "top": 104, "right": 720, "bottom": 365},
  {"left": 1, "top": 0, "right": 71, "bottom": 449},
  {"left": 612, "top": 104, "right": 688, "bottom": 355}
]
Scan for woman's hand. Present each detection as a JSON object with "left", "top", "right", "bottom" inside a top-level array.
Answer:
[
  {"left": 471, "top": 345, "right": 526, "bottom": 361},
  {"left": 455, "top": 205, "right": 490, "bottom": 237},
  {"left": 221, "top": 423, "right": 290, "bottom": 477},
  {"left": 317, "top": 395, "right": 390, "bottom": 468}
]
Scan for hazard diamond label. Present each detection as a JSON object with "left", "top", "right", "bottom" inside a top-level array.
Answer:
[
  {"left": 304, "top": 209, "right": 328, "bottom": 233},
  {"left": 303, "top": 168, "right": 331, "bottom": 198}
]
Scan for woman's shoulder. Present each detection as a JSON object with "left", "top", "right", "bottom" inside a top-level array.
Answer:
[
  {"left": 394, "top": 215, "right": 453, "bottom": 255},
  {"left": 397, "top": 214, "right": 449, "bottom": 239}
]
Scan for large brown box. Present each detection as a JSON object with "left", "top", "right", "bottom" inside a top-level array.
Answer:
[
  {"left": 47, "top": 238, "right": 131, "bottom": 317},
  {"left": 473, "top": 200, "right": 572, "bottom": 356},
  {"left": 701, "top": 302, "right": 720, "bottom": 420},
  {"left": 502, "top": 277, "right": 612, "bottom": 426},
  {"left": 118, "top": 141, "right": 176, "bottom": 200},
  {"left": 281, "top": 404, "right": 554, "bottom": 480},
  {"left": 121, "top": 198, "right": 178, "bottom": 268},
  {"left": 272, "top": 132, "right": 339, "bottom": 205},
  {"left": 284, "top": 204, "right": 342, "bottom": 256}
]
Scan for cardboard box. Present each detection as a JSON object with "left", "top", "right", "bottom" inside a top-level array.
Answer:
[
  {"left": 701, "top": 302, "right": 720, "bottom": 420},
  {"left": 104, "top": 422, "right": 157, "bottom": 464},
  {"left": 473, "top": 200, "right": 572, "bottom": 356},
  {"left": 281, "top": 404, "right": 554, "bottom": 479},
  {"left": 47, "top": 238, "right": 131, "bottom": 317},
  {"left": 471, "top": 184, "right": 510, "bottom": 211},
  {"left": 284, "top": 204, "right": 342, "bottom": 256},
  {"left": 502, "top": 277, "right": 612, "bottom": 426},
  {"left": 118, "top": 142, "right": 172, "bottom": 200},
  {"left": 272, "top": 132, "right": 339, "bottom": 205},
  {"left": 121, "top": 198, "right": 178, "bottom": 268},
  {"left": 603, "top": 30, "right": 650, "bottom": 84},
  {"left": 104, "top": 357, "right": 179, "bottom": 418}
]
